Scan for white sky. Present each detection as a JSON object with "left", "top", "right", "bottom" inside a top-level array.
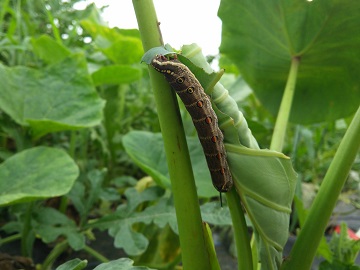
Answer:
[{"left": 79, "top": 1, "right": 222, "bottom": 56}]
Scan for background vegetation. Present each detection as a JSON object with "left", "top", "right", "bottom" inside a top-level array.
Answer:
[{"left": 0, "top": 0, "right": 359, "bottom": 269}]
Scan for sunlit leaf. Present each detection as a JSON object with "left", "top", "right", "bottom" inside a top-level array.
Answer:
[
  {"left": 55, "top": 259, "right": 88, "bottom": 270},
  {"left": 219, "top": 0, "right": 360, "bottom": 124},
  {"left": 93, "top": 258, "right": 156, "bottom": 270},
  {"left": 81, "top": 20, "right": 143, "bottom": 65},
  {"left": 0, "top": 147, "right": 79, "bottom": 206},
  {"left": 0, "top": 54, "right": 105, "bottom": 138}
]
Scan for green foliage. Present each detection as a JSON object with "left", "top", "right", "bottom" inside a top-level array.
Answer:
[
  {"left": 0, "top": 54, "right": 105, "bottom": 138},
  {"left": 55, "top": 258, "right": 157, "bottom": 270},
  {"left": 0, "top": 0, "right": 359, "bottom": 269},
  {"left": 219, "top": 0, "right": 360, "bottom": 124},
  {"left": 0, "top": 147, "right": 79, "bottom": 205},
  {"left": 319, "top": 223, "right": 360, "bottom": 269},
  {"left": 55, "top": 258, "right": 88, "bottom": 270},
  {"left": 92, "top": 258, "right": 156, "bottom": 270},
  {"left": 33, "top": 207, "right": 85, "bottom": 251},
  {"left": 123, "top": 131, "right": 218, "bottom": 197}
]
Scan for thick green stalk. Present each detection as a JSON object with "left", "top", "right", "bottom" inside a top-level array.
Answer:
[
  {"left": 226, "top": 189, "right": 253, "bottom": 270},
  {"left": 270, "top": 57, "right": 300, "bottom": 152},
  {"left": 281, "top": 105, "right": 360, "bottom": 270},
  {"left": 132, "top": 1, "right": 212, "bottom": 269}
]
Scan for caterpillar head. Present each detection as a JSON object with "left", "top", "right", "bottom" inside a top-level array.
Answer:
[{"left": 151, "top": 55, "right": 186, "bottom": 82}]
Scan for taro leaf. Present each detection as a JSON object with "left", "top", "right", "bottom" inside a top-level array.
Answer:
[
  {"left": 0, "top": 54, "right": 105, "bottom": 138},
  {"left": 55, "top": 259, "right": 88, "bottom": 270},
  {"left": 219, "top": 0, "right": 360, "bottom": 124},
  {"left": 91, "top": 65, "right": 142, "bottom": 86},
  {"left": 33, "top": 207, "right": 85, "bottom": 251},
  {"left": 122, "top": 130, "right": 218, "bottom": 198},
  {"left": 226, "top": 144, "right": 297, "bottom": 269},
  {"left": 93, "top": 258, "right": 156, "bottom": 270},
  {"left": 0, "top": 146, "right": 79, "bottom": 206}
]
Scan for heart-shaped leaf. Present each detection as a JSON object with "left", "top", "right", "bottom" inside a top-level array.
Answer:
[{"left": 219, "top": 0, "right": 360, "bottom": 124}]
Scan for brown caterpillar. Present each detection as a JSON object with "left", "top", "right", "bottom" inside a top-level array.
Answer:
[{"left": 151, "top": 54, "right": 233, "bottom": 193}]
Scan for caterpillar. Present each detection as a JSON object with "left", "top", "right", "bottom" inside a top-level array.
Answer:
[{"left": 151, "top": 54, "right": 233, "bottom": 193}]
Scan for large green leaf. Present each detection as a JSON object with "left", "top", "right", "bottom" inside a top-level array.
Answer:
[
  {"left": 0, "top": 146, "right": 79, "bottom": 206},
  {"left": 219, "top": 0, "right": 360, "bottom": 124},
  {"left": 122, "top": 130, "right": 218, "bottom": 198},
  {"left": 226, "top": 144, "right": 297, "bottom": 269},
  {"left": 0, "top": 54, "right": 105, "bottom": 138}
]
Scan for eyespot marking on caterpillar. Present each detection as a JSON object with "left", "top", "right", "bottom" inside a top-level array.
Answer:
[
  {"left": 150, "top": 54, "right": 233, "bottom": 193},
  {"left": 176, "top": 77, "right": 185, "bottom": 84},
  {"left": 187, "top": 87, "right": 194, "bottom": 94}
]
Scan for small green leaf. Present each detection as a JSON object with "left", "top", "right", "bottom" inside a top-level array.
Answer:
[
  {"left": 33, "top": 207, "right": 85, "bottom": 251},
  {"left": 81, "top": 20, "right": 143, "bottom": 65},
  {"left": 32, "top": 35, "right": 71, "bottom": 64},
  {"left": 0, "top": 147, "right": 79, "bottom": 206},
  {"left": 93, "top": 258, "right": 156, "bottom": 270},
  {"left": 141, "top": 46, "right": 176, "bottom": 64},
  {"left": 55, "top": 259, "right": 88, "bottom": 270}
]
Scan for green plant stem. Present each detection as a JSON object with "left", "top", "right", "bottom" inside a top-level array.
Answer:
[
  {"left": 227, "top": 189, "right": 253, "bottom": 270},
  {"left": 270, "top": 57, "right": 300, "bottom": 152},
  {"left": 42, "top": 240, "right": 69, "bottom": 270},
  {"left": 21, "top": 201, "right": 34, "bottom": 256},
  {"left": 281, "top": 105, "right": 360, "bottom": 270},
  {"left": 59, "top": 130, "right": 78, "bottom": 214},
  {"left": 0, "top": 233, "right": 21, "bottom": 245},
  {"left": 133, "top": 1, "right": 212, "bottom": 269},
  {"left": 83, "top": 245, "right": 109, "bottom": 263}
]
